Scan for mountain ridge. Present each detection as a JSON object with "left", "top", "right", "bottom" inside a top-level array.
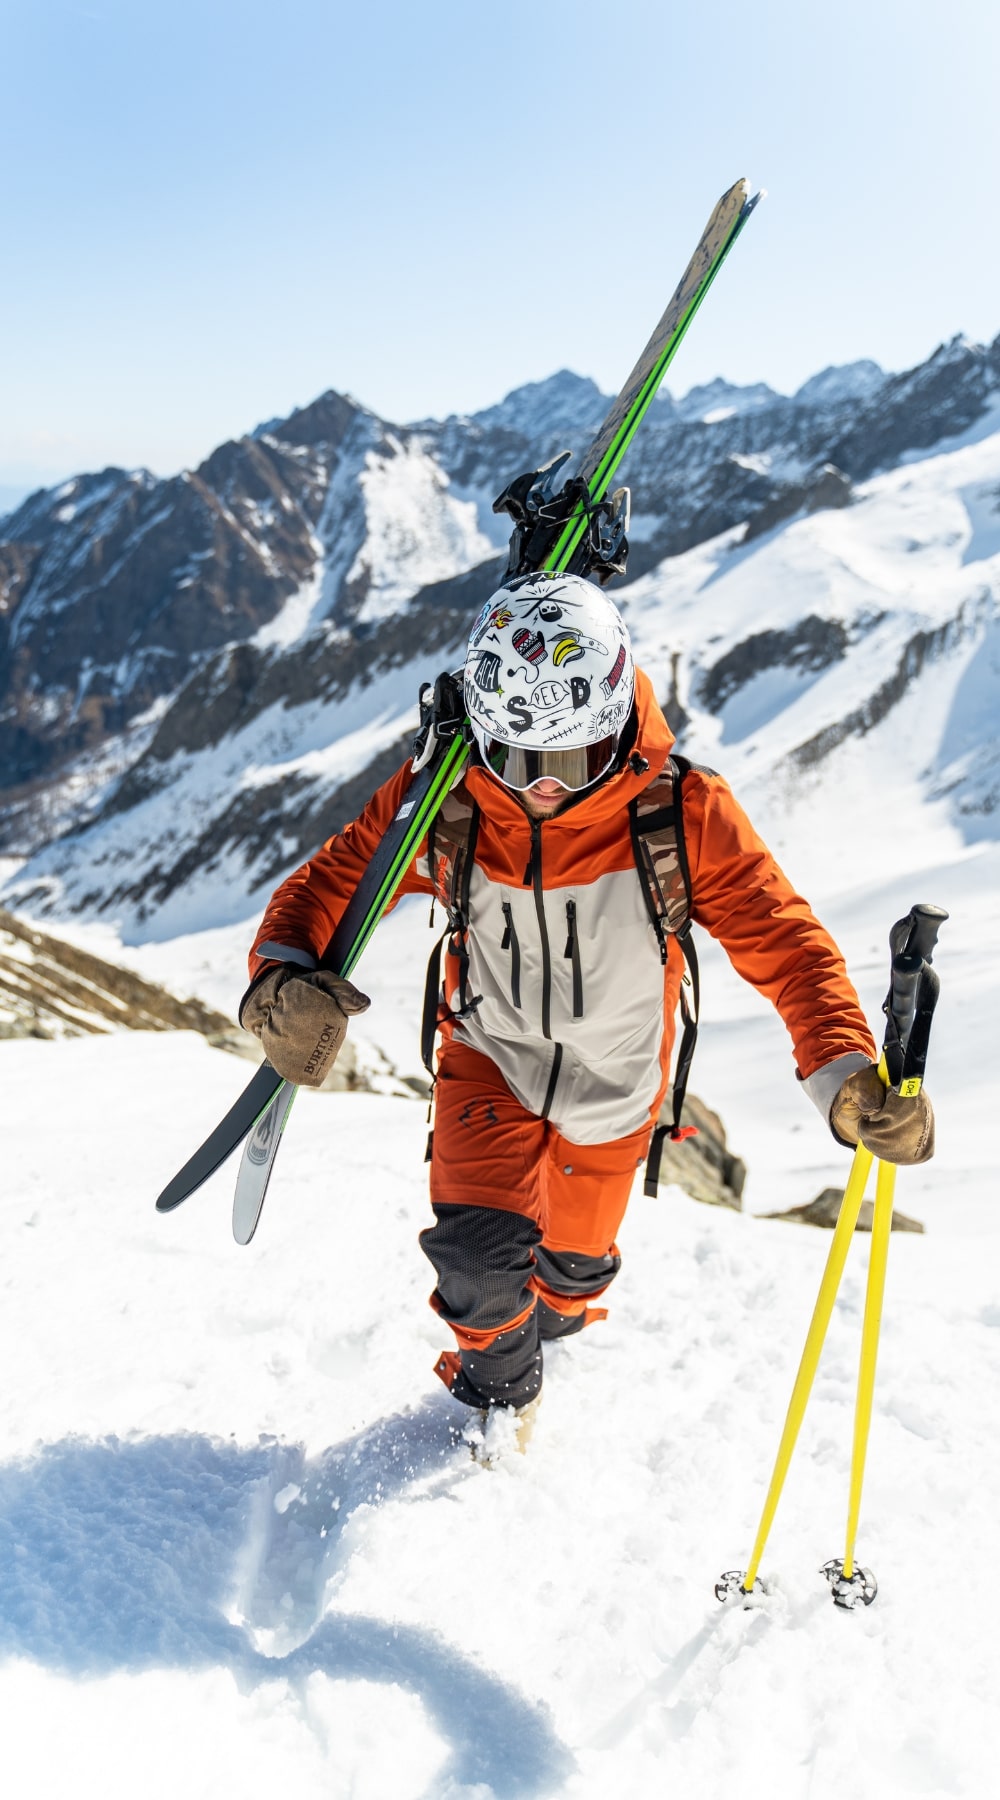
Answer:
[{"left": 2, "top": 331, "right": 998, "bottom": 935}]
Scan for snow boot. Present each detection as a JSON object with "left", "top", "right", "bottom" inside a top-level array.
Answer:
[{"left": 466, "top": 1395, "right": 541, "bottom": 1467}]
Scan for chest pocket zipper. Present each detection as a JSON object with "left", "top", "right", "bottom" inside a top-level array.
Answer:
[
  {"left": 564, "top": 899, "right": 584, "bottom": 1019},
  {"left": 500, "top": 902, "right": 522, "bottom": 1009}
]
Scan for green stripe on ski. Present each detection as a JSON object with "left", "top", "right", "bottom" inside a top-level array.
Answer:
[
  {"left": 156, "top": 178, "right": 763, "bottom": 1225},
  {"left": 250, "top": 1081, "right": 286, "bottom": 1130},
  {"left": 585, "top": 202, "right": 757, "bottom": 499},
  {"left": 543, "top": 186, "right": 758, "bottom": 574},
  {"left": 340, "top": 732, "right": 469, "bottom": 977}
]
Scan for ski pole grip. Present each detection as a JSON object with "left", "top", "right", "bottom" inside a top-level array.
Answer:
[
  {"left": 887, "top": 951, "right": 923, "bottom": 1050},
  {"left": 899, "top": 964, "right": 941, "bottom": 1091},
  {"left": 883, "top": 903, "right": 948, "bottom": 1089},
  {"left": 889, "top": 902, "right": 949, "bottom": 965}
]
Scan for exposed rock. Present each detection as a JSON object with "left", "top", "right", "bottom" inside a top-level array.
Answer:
[
  {"left": 3, "top": 330, "right": 997, "bottom": 862},
  {"left": 788, "top": 607, "right": 978, "bottom": 770},
  {"left": 652, "top": 1090, "right": 746, "bottom": 1211},
  {"left": 0, "top": 905, "right": 426, "bottom": 1105},
  {"left": 741, "top": 462, "right": 851, "bottom": 542},
  {"left": 0, "top": 904, "right": 248, "bottom": 1045},
  {"left": 761, "top": 1185, "right": 925, "bottom": 1232},
  {"left": 699, "top": 614, "right": 851, "bottom": 714}
]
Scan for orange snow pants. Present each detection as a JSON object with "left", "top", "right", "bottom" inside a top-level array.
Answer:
[{"left": 420, "top": 1041, "right": 652, "bottom": 1410}]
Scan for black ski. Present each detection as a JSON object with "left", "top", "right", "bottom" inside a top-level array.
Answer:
[{"left": 155, "top": 715, "right": 468, "bottom": 1215}]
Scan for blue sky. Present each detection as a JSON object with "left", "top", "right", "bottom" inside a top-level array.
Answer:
[{"left": 2, "top": 0, "right": 998, "bottom": 497}]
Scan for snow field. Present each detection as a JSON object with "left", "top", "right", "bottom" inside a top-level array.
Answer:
[
  {"left": 3, "top": 412, "right": 999, "bottom": 1795},
  {"left": 2, "top": 1003, "right": 998, "bottom": 1798}
]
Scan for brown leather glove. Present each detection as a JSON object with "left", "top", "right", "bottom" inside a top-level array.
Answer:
[
  {"left": 240, "top": 967, "right": 370, "bottom": 1088},
  {"left": 830, "top": 1063, "right": 935, "bottom": 1165}
]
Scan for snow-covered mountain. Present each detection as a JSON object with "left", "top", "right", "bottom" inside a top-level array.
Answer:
[
  {"left": 3, "top": 338, "right": 1000, "bottom": 1800},
  {"left": 1, "top": 332, "right": 999, "bottom": 938}
]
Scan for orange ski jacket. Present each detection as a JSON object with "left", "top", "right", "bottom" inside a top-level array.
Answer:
[{"left": 249, "top": 669, "right": 876, "bottom": 1143}]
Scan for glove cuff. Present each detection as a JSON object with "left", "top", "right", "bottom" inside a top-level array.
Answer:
[{"left": 800, "top": 1052, "right": 872, "bottom": 1129}]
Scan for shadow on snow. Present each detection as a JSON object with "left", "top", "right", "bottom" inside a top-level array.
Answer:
[{"left": 0, "top": 1400, "right": 572, "bottom": 1798}]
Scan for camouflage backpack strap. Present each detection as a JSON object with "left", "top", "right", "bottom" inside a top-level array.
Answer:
[
  {"left": 423, "top": 787, "right": 479, "bottom": 921},
  {"left": 629, "top": 754, "right": 702, "bottom": 1195},
  {"left": 419, "top": 786, "right": 481, "bottom": 1077},
  {"left": 628, "top": 757, "right": 694, "bottom": 954}
]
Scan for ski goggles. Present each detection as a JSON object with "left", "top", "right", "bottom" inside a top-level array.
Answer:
[{"left": 481, "top": 733, "right": 621, "bottom": 793}]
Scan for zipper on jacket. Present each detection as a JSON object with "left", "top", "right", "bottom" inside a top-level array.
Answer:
[
  {"left": 528, "top": 818, "right": 563, "bottom": 1119},
  {"left": 500, "top": 901, "right": 522, "bottom": 1009},
  {"left": 564, "top": 898, "right": 583, "bottom": 1018},
  {"left": 529, "top": 821, "right": 553, "bottom": 1040}
]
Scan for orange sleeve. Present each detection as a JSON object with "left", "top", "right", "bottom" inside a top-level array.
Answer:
[
  {"left": 683, "top": 768, "right": 876, "bottom": 1079},
  {"left": 248, "top": 757, "right": 435, "bottom": 977}
]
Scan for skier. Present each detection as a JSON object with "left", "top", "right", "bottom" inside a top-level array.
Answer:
[{"left": 240, "top": 573, "right": 934, "bottom": 1424}]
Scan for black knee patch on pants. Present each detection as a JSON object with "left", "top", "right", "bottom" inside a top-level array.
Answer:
[
  {"left": 420, "top": 1203, "right": 541, "bottom": 1333},
  {"left": 534, "top": 1243, "right": 621, "bottom": 1298}
]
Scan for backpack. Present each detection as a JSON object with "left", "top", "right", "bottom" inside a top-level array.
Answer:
[{"left": 419, "top": 755, "right": 702, "bottom": 1197}]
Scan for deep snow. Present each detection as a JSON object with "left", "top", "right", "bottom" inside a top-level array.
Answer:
[{"left": 2, "top": 821, "right": 998, "bottom": 1796}]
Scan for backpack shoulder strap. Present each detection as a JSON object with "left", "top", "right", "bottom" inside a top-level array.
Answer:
[
  {"left": 420, "top": 788, "right": 481, "bottom": 1075},
  {"left": 630, "top": 756, "right": 704, "bottom": 1194},
  {"left": 628, "top": 755, "right": 693, "bottom": 954}
]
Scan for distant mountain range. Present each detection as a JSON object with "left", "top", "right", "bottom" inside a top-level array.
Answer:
[{"left": 1, "top": 329, "right": 998, "bottom": 935}]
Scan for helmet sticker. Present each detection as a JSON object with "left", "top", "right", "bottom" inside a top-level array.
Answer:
[
  {"left": 472, "top": 603, "right": 513, "bottom": 647},
  {"left": 471, "top": 650, "right": 502, "bottom": 693},
  {"left": 464, "top": 572, "right": 634, "bottom": 757},
  {"left": 601, "top": 643, "right": 627, "bottom": 698},
  {"left": 511, "top": 626, "right": 546, "bottom": 666},
  {"left": 505, "top": 697, "right": 534, "bottom": 734},
  {"left": 531, "top": 680, "right": 571, "bottom": 712},
  {"left": 551, "top": 630, "right": 608, "bottom": 666}
]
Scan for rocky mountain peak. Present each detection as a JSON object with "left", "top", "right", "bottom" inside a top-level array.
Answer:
[
  {"left": 672, "top": 377, "right": 782, "bottom": 422},
  {"left": 2, "top": 326, "right": 999, "bottom": 930}
]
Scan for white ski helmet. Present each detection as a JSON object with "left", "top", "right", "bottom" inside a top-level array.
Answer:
[{"left": 464, "top": 571, "right": 635, "bottom": 793}]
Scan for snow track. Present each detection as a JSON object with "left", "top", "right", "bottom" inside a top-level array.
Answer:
[{"left": 1, "top": 1005, "right": 997, "bottom": 1797}]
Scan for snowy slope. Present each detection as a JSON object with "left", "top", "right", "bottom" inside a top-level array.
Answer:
[
  {"left": 3, "top": 361, "right": 1000, "bottom": 1796},
  {"left": 7, "top": 416, "right": 1000, "bottom": 939},
  {"left": 3, "top": 616, "right": 997, "bottom": 1796},
  {"left": 5, "top": 330, "right": 998, "bottom": 898},
  {"left": 2, "top": 856, "right": 997, "bottom": 1800}
]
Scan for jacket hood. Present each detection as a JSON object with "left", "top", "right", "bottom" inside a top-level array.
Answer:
[{"left": 465, "top": 666, "right": 675, "bottom": 833}]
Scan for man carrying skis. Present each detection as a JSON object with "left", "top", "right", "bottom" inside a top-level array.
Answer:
[{"left": 240, "top": 572, "right": 934, "bottom": 1422}]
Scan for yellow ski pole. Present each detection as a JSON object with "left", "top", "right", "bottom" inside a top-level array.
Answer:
[
  {"left": 717, "top": 901, "right": 947, "bottom": 1609},
  {"left": 714, "top": 1141, "right": 873, "bottom": 1602},
  {"left": 821, "top": 904, "right": 947, "bottom": 1607},
  {"left": 821, "top": 1154, "right": 895, "bottom": 1607}
]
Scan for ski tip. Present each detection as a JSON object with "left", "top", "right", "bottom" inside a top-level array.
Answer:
[
  {"left": 717, "top": 179, "right": 765, "bottom": 227},
  {"left": 155, "top": 1183, "right": 189, "bottom": 1213}
]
